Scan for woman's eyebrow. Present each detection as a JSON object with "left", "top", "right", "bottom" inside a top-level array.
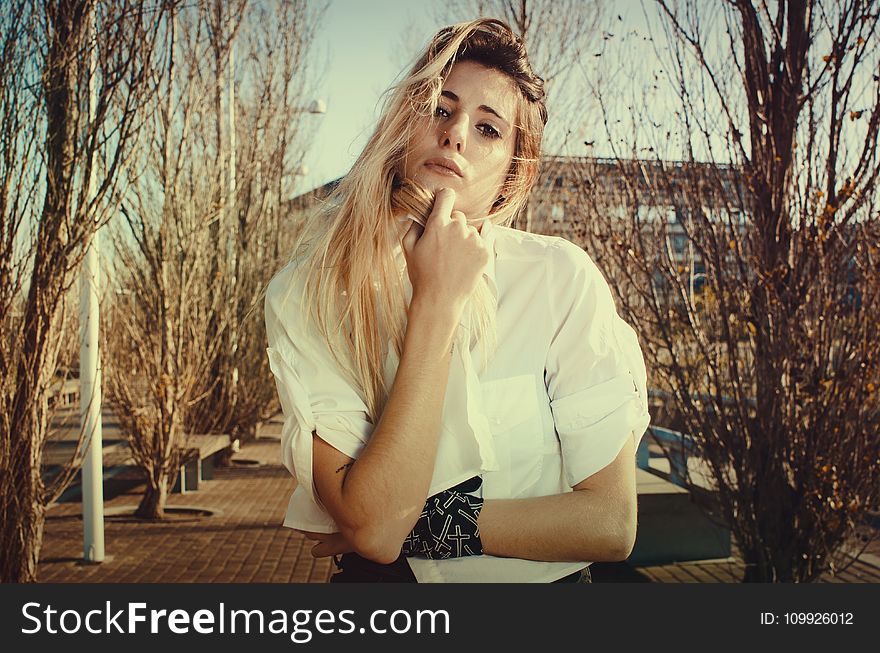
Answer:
[{"left": 441, "top": 90, "right": 510, "bottom": 128}]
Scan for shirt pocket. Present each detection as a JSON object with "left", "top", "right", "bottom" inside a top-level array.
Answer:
[{"left": 479, "top": 374, "right": 543, "bottom": 498}]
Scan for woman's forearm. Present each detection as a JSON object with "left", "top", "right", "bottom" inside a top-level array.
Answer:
[
  {"left": 337, "top": 295, "right": 461, "bottom": 561},
  {"left": 478, "top": 439, "right": 639, "bottom": 563},
  {"left": 477, "top": 492, "right": 636, "bottom": 563}
]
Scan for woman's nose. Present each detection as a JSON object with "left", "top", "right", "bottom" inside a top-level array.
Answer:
[{"left": 439, "top": 115, "right": 468, "bottom": 152}]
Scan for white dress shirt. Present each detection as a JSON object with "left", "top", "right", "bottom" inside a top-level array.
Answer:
[{"left": 264, "top": 221, "right": 651, "bottom": 582}]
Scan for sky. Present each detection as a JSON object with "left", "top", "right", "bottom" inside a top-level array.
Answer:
[{"left": 299, "top": 0, "right": 442, "bottom": 191}]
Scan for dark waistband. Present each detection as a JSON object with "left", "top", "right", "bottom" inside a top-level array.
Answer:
[
  {"left": 330, "top": 553, "right": 590, "bottom": 583},
  {"left": 330, "top": 553, "right": 417, "bottom": 583}
]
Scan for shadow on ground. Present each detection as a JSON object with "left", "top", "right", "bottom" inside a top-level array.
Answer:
[{"left": 589, "top": 562, "right": 652, "bottom": 582}]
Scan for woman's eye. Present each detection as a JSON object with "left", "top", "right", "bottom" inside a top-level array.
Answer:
[
  {"left": 478, "top": 124, "right": 501, "bottom": 139},
  {"left": 435, "top": 106, "right": 450, "bottom": 118}
]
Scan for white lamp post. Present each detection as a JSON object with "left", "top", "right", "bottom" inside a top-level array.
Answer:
[
  {"left": 306, "top": 98, "right": 327, "bottom": 114},
  {"left": 80, "top": 4, "right": 104, "bottom": 564}
]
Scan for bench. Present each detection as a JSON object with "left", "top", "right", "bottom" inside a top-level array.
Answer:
[
  {"left": 47, "top": 379, "right": 80, "bottom": 409},
  {"left": 41, "top": 409, "right": 234, "bottom": 495},
  {"left": 633, "top": 429, "right": 731, "bottom": 565},
  {"left": 255, "top": 413, "right": 284, "bottom": 440},
  {"left": 42, "top": 439, "right": 133, "bottom": 467},
  {"left": 630, "top": 467, "right": 732, "bottom": 565},
  {"left": 172, "top": 434, "right": 235, "bottom": 494},
  {"left": 639, "top": 425, "right": 696, "bottom": 486}
]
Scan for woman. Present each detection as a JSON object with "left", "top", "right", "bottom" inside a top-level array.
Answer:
[{"left": 265, "top": 18, "right": 650, "bottom": 583}]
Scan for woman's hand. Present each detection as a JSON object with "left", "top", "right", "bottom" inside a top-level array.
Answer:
[
  {"left": 297, "top": 530, "right": 356, "bottom": 558},
  {"left": 401, "top": 187, "right": 491, "bottom": 314}
]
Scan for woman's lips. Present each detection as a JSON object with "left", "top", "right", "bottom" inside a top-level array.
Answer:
[{"left": 424, "top": 162, "right": 462, "bottom": 177}]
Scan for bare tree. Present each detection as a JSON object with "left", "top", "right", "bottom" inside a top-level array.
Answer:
[
  {"left": 439, "top": 0, "right": 604, "bottom": 84},
  {"left": 104, "top": 3, "right": 221, "bottom": 519},
  {"left": 184, "top": 0, "right": 326, "bottom": 444},
  {"left": 0, "top": 0, "right": 167, "bottom": 582},
  {"left": 185, "top": 0, "right": 248, "bottom": 441},
  {"left": 99, "top": 0, "right": 325, "bottom": 519},
  {"left": 557, "top": 0, "right": 880, "bottom": 582}
]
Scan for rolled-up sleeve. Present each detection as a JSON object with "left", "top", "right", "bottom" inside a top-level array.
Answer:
[
  {"left": 264, "top": 265, "right": 375, "bottom": 531},
  {"left": 545, "top": 239, "right": 650, "bottom": 488}
]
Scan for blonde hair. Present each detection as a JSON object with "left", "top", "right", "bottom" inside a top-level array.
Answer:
[{"left": 287, "top": 19, "right": 547, "bottom": 421}]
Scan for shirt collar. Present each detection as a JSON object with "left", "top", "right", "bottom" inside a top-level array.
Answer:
[{"left": 480, "top": 218, "right": 499, "bottom": 302}]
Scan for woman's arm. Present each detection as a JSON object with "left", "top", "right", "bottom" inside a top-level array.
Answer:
[
  {"left": 474, "top": 238, "right": 646, "bottom": 564},
  {"left": 477, "top": 436, "right": 638, "bottom": 562},
  {"left": 310, "top": 189, "right": 491, "bottom": 564},
  {"left": 311, "top": 299, "right": 456, "bottom": 563},
  {"left": 306, "top": 436, "right": 637, "bottom": 563}
]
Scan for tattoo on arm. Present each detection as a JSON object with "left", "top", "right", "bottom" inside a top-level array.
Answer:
[{"left": 335, "top": 462, "right": 353, "bottom": 475}]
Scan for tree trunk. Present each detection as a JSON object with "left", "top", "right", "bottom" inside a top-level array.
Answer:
[
  {"left": 135, "top": 473, "right": 169, "bottom": 520},
  {"left": 0, "top": 437, "right": 47, "bottom": 582},
  {"left": 0, "top": 0, "right": 86, "bottom": 583},
  {"left": 742, "top": 555, "right": 773, "bottom": 582},
  {"left": 742, "top": 550, "right": 797, "bottom": 583}
]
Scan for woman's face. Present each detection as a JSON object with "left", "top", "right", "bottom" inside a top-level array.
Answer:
[{"left": 402, "top": 61, "right": 519, "bottom": 219}]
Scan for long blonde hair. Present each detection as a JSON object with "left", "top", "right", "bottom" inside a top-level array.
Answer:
[{"left": 288, "top": 18, "right": 547, "bottom": 421}]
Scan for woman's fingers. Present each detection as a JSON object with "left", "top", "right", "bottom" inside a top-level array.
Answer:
[
  {"left": 310, "top": 533, "right": 355, "bottom": 558},
  {"left": 297, "top": 530, "right": 355, "bottom": 558},
  {"left": 450, "top": 210, "right": 468, "bottom": 231},
  {"left": 424, "top": 187, "right": 456, "bottom": 229},
  {"left": 401, "top": 219, "right": 424, "bottom": 258}
]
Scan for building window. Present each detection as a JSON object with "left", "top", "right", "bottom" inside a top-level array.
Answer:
[{"left": 672, "top": 234, "right": 687, "bottom": 254}]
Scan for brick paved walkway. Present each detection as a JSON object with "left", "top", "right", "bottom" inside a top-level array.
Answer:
[
  {"left": 39, "top": 435, "right": 334, "bottom": 583},
  {"left": 38, "top": 430, "right": 880, "bottom": 584}
]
